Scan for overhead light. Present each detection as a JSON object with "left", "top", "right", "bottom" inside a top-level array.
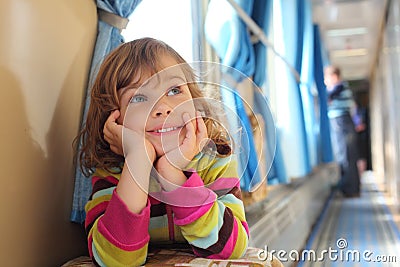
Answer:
[
  {"left": 331, "top": 48, "right": 368, "bottom": 57},
  {"left": 326, "top": 27, "right": 368, "bottom": 37}
]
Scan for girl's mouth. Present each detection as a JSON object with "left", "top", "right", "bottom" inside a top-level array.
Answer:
[
  {"left": 153, "top": 126, "right": 181, "bottom": 133},
  {"left": 148, "top": 125, "right": 183, "bottom": 135}
]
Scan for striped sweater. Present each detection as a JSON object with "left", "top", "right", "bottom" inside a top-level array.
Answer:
[
  {"left": 84, "top": 153, "right": 249, "bottom": 266},
  {"left": 327, "top": 82, "right": 355, "bottom": 119}
]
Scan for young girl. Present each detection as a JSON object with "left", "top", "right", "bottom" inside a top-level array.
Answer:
[{"left": 78, "top": 37, "right": 249, "bottom": 266}]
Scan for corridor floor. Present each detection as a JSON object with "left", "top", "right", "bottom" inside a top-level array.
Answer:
[{"left": 297, "top": 172, "right": 400, "bottom": 267}]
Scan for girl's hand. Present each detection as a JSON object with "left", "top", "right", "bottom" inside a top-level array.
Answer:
[
  {"left": 178, "top": 111, "right": 208, "bottom": 166},
  {"left": 104, "top": 110, "right": 156, "bottom": 163},
  {"left": 155, "top": 111, "right": 208, "bottom": 189},
  {"left": 103, "top": 110, "right": 123, "bottom": 155},
  {"left": 104, "top": 111, "right": 155, "bottom": 211},
  {"left": 123, "top": 127, "right": 156, "bottom": 164}
]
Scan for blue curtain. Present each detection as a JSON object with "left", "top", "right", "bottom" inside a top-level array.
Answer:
[
  {"left": 252, "top": 0, "right": 271, "bottom": 87},
  {"left": 273, "top": 0, "right": 309, "bottom": 179},
  {"left": 297, "top": 0, "right": 318, "bottom": 168},
  {"left": 251, "top": 0, "right": 287, "bottom": 184},
  {"left": 294, "top": 0, "right": 311, "bottom": 174},
  {"left": 313, "top": 24, "right": 333, "bottom": 163},
  {"left": 71, "top": 0, "right": 142, "bottom": 224},
  {"left": 205, "top": 0, "right": 268, "bottom": 191}
]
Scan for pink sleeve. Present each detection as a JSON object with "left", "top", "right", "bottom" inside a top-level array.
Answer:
[
  {"left": 97, "top": 189, "right": 151, "bottom": 247},
  {"left": 160, "top": 172, "right": 216, "bottom": 225}
]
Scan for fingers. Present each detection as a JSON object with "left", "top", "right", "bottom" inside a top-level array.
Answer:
[
  {"left": 104, "top": 110, "right": 123, "bottom": 155},
  {"left": 111, "top": 109, "right": 120, "bottom": 120},
  {"left": 196, "top": 111, "right": 208, "bottom": 138},
  {"left": 181, "top": 111, "right": 209, "bottom": 152},
  {"left": 195, "top": 111, "right": 208, "bottom": 151},
  {"left": 109, "top": 144, "right": 122, "bottom": 155},
  {"left": 183, "top": 112, "right": 195, "bottom": 139},
  {"left": 104, "top": 111, "right": 120, "bottom": 141}
]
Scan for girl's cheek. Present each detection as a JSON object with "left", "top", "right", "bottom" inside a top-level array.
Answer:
[
  {"left": 124, "top": 113, "right": 141, "bottom": 130},
  {"left": 180, "top": 98, "right": 197, "bottom": 117}
]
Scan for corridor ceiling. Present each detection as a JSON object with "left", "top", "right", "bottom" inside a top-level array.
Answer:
[{"left": 312, "top": 0, "right": 388, "bottom": 81}]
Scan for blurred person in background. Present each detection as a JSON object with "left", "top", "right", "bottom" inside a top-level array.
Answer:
[{"left": 324, "top": 65, "right": 360, "bottom": 198}]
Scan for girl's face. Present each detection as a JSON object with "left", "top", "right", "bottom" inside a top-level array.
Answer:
[{"left": 117, "top": 54, "right": 196, "bottom": 157}]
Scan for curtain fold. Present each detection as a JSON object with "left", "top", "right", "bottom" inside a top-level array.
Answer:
[
  {"left": 300, "top": 0, "right": 319, "bottom": 168},
  {"left": 273, "top": 0, "right": 309, "bottom": 179},
  {"left": 205, "top": 0, "right": 266, "bottom": 191},
  {"left": 71, "top": 0, "right": 142, "bottom": 224},
  {"left": 313, "top": 24, "right": 333, "bottom": 163},
  {"left": 297, "top": 0, "right": 320, "bottom": 169},
  {"left": 250, "top": 0, "right": 286, "bottom": 184},
  {"left": 295, "top": 0, "right": 311, "bottom": 174},
  {"left": 252, "top": 0, "right": 270, "bottom": 87}
]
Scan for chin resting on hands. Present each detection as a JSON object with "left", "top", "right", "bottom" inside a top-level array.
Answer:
[
  {"left": 155, "top": 111, "right": 208, "bottom": 189},
  {"left": 103, "top": 110, "right": 156, "bottom": 163}
]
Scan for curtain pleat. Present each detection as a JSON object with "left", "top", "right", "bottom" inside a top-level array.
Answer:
[
  {"left": 313, "top": 24, "right": 333, "bottom": 163},
  {"left": 299, "top": 0, "right": 318, "bottom": 168},
  {"left": 205, "top": 0, "right": 263, "bottom": 191},
  {"left": 70, "top": 0, "right": 142, "bottom": 224},
  {"left": 250, "top": 0, "right": 286, "bottom": 184},
  {"left": 275, "top": 0, "right": 309, "bottom": 179}
]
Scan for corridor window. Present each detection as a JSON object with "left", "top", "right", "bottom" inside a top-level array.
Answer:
[{"left": 122, "top": 0, "right": 193, "bottom": 62}]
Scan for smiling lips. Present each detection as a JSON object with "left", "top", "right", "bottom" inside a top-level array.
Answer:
[{"left": 147, "top": 125, "right": 183, "bottom": 135}]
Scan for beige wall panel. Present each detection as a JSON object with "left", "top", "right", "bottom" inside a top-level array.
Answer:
[{"left": 0, "top": 0, "right": 97, "bottom": 266}]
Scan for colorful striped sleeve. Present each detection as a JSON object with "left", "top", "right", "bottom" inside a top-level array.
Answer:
[
  {"left": 162, "top": 155, "right": 249, "bottom": 259},
  {"left": 84, "top": 169, "right": 151, "bottom": 266}
]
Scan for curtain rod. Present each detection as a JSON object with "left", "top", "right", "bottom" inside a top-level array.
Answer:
[{"left": 225, "top": 0, "right": 301, "bottom": 83}]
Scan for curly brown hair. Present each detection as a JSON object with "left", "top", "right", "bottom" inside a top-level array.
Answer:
[{"left": 75, "top": 37, "right": 231, "bottom": 177}]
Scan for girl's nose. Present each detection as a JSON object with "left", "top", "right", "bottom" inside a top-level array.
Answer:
[
  {"left": 155, "top": 109, "right": 171, "bottom": 117},
  {"left": 153, "top": 100, "right": 172, "bottom": 117}
]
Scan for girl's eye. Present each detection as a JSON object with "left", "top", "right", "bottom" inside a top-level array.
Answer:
[
  {"left": 130, "top": 94, "right": 147, "bottom": 103},
  {"left": 167, "top": 87, "right": 181, "bottom": 96}
]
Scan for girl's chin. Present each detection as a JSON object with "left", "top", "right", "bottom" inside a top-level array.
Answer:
[
  {"left": 155, "top": 151, "right": 165, "bottom": 158},
  {"left": 152, "top": 139, "right": 184, "bottom": 157},
  {"left": 154, "top": 146, "right": 176, "bottom": 158}
]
